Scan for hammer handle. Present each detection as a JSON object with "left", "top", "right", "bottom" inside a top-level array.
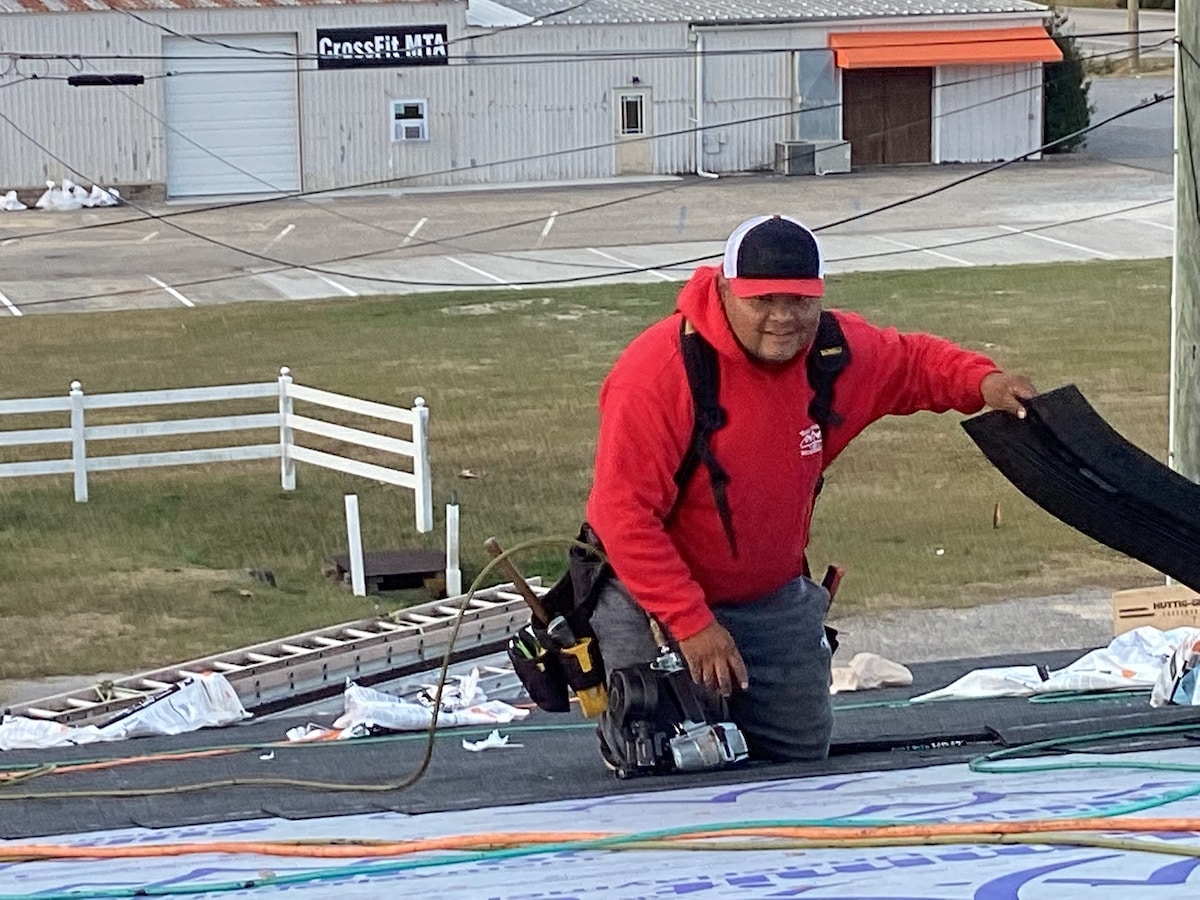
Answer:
[{"left": 484, "top": 537, "right": 549, "bottom": 624}]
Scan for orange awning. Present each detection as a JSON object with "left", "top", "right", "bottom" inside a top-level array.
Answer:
[{"left": 829, "top": 27, "right": 1063, "bottom": 70}]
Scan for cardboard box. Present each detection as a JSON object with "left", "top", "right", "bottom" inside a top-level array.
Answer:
[{"left": 1112, "top": 584, "right": 1200, "bottom": 636}]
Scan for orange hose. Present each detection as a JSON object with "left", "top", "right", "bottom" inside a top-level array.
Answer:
[
  {"left": 4, "top": 819, "right": 1200, "bottom": 860},
  {"left": 0, "top": 834, "right": 610, "bottom": 859}
]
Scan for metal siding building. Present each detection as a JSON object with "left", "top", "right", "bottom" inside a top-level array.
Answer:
[
  {"left": 935, "top": 62, "right": 1043, "bottom": 163},
  {"left": 0, "top": 0, "right": 1059, "bottom": 198}
]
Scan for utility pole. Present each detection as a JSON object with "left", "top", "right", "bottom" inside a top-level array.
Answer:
[
  {"left": 1128, "top": 0, "right": 1141, "bottom": 73},
  {"left": 1174, "top": 1, "right": 1199, "bottom": 483}
]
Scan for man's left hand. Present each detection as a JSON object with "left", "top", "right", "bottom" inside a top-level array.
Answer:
[{"left": 980, "top": 371, "right": 1037, "bottom": 419}]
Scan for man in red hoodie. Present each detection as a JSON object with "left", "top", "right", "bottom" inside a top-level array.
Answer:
[{"left": 585, "top": 214, "right": 1036, "bottom": 764}]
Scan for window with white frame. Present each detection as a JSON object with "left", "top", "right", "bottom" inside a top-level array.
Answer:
[
  {"left": 618, "top": 92, "right": 646, "bottom": 135},
  {"left": 391, "top": 99, "right": 429, "bottom": 142}
]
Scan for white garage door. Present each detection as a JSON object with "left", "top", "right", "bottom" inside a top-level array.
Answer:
[{"left": 163, "top": 35, "right": 300, "bottom": 198}]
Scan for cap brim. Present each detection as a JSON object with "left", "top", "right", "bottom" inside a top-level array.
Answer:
[{"left": 727, "top": 277, "right": 824, "bottom": 299}]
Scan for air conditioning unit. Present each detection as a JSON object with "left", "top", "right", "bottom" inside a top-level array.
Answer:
[{"left": 774, "top": 140, "right": 851, "bottom": 176}]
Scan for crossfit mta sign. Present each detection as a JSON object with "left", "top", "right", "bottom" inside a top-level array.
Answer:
[{"left": 316, "top": 25, "right": 449, "bottom": 69}]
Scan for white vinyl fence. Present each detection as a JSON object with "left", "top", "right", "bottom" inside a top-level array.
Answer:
[{"left": 0, "top": 367, "right": 433, "bottom": 532}]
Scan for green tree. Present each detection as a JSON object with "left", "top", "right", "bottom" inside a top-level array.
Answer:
[{"left": 1043, "top": 11, "right": 1094, "bottom": 153}]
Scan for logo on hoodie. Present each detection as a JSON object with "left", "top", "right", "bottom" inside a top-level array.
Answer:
[{"left": 799, "top": 424, "right": 823, "bottom": 457}]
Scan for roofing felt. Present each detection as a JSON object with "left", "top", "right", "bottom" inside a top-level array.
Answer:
[
  {"left": 487, "top": 0, "right": 1051, "bottom": 27},
  {"left": 4, "top": 648, "right": 1200, "bottom": 841}
]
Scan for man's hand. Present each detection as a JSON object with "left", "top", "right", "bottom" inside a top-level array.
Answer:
[
  {"left": 678, "top": 621, "right": 749, "bottom": 697},
  {"left": 980, "top": 371, "right": 1038, "bottom": 419}
]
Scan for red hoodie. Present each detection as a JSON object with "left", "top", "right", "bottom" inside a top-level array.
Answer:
[{"left": 585, "top": 265, "right": 999, "bottom": 642}]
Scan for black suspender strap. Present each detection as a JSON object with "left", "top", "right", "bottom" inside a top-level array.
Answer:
[
  {"left": 670, "top": 311, "right": 850, "bottom": 557},
  {"left": 806, "top": 311, "right": 849, "bottom": 430},
  {"left": 670, "top": 318, "right": 737, "bottom": 557}
]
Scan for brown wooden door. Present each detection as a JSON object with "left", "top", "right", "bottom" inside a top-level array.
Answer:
[{"left": 842, "top": 68, "right": 932, "bottom": 166}]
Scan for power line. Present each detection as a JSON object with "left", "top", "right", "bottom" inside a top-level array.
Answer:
[
  {"left": 127, "top": 36, "right": 1176, "bottom": 77},
  {"left": 260, "top": 69, "right": 1161, "bottom": 273},
  {"left": 107, "top": 0, "right": 595, "bottom": 60},
  {"left": 1, "top": 28, "right": 1177, "bottom": 66},
  {"left": 0, "top": 90, "right": 1172, "bottom": 311},
  {"left": 1, "top": 38, "right": 1167, "bottom": 249},
  {"left": 826, "top": 196, "right": 1170, "bottom": 266},
  {"left": 0, "top": 70, "right": 1051, "bottom": 266},
  {"left": 1, "top": 192, "right": 1172, "bottom": 314}
]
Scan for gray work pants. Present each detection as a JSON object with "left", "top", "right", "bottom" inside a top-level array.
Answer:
[{"left": 589, "top": 576, "right": 833, "bottom": 761}]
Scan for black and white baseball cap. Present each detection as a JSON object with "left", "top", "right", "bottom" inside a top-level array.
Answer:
[{"left": 721, "top": 214, "right": 825, "bottom": 298}]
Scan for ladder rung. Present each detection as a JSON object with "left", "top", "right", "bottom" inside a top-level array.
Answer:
[
  {"left": 403, "top": 613, "right": 443, "bottom": 625},
  {"left": 6, "top": 582, "right": 535, "bottom": 726}
]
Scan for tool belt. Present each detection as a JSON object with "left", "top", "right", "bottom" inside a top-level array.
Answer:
[{"left": 506, "top": 523, "right": 612, "bottom": 717}]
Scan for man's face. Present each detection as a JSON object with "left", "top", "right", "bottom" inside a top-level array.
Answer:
[{"left": 718, "top": 277, "right": 823, "bottom": 364}]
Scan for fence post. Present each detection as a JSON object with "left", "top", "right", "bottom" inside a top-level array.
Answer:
[
  {"left": 412, "top": 396, "right": 433, "bottom": 533},
  {"left": 344, "top": 494, "right": 367, "bottom": 597},
  {"left": 445, "top": 493, "right": 462, "bottom": 597},
  {"left": 278, "top": 367, "right": 295, "bottom": 491},
  {"left": 69, "top": 380, "right": 88, "bottom": 503}
]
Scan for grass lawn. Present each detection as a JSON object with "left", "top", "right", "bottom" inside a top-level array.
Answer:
[{"left": 0, "top": 259, "right": 1171, "bottom": 679}]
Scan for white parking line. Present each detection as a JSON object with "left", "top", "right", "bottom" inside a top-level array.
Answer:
[
  {"left": 262, "top": 223, "right": 295, "bottom": 254},
  {"left": 444, "top": 256, "right": 513, "bottom": 287},
  {"left": 873, "top": 235, "right": 970, "bottom": 267},
  {"left": 139, "top": 230, "right": 158, "bottom": 243},
  {"left": 537, "top": 211, "right": 558, "bottom": 248},
  {"left": 147, "top": 276, "right": 195, "bottom": 308},
  {"left": 587, "top": 247, "right": 674, "bottom": 281},
  {"left": 318, "top": 274, "right": 357, "bottom": 297},
  {"left": 402, "top": 217, "right": 428, "bottom": 246},
  {"left": 997, "top": 225, "right": 1116, "bottom": 260},
  {"left": 0, "top": 290, "right": 22, "bottom": 317},
  {"left": 1141, "top": 219, "right": 1175, "bottom": 232}
]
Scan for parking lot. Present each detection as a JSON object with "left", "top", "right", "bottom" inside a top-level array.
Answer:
[{"left": 0, "top": 78, "right": 1175, "bottom": 317}]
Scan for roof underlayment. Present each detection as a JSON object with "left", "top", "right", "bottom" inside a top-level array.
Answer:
[{"left": 3, "top": 648, "right": 1200, "bottom": 897}]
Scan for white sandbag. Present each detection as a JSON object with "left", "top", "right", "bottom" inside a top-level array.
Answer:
[
  {"left": 331, "top": 679, "right": 529, "bottom": 734},
  {"left": 285, "top": 670, "right": 530, "bottom": 741},
  {"left": 909, "top": 666, "right": 1048, "bottom": 703},
  {"left": 0, "top": 673, "right": 248, "bottom": 750},
  {"left": 98, "top": 672, "right": 249, "bottom": 740},
  {"left": 1151, "top": 628, "right": 1200, "bottom": 707},
  {"left": 0, "top": 715, "right": 107, "bottom": 751},
  {"left": 830, "top": 652, "right": 913, "bottom": 694},
  {"left": 35, "top": 180, "right": 84, "bottom": 211},
  {"left": 84, "top": 184, "right": 121, "bottom": 207}
]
